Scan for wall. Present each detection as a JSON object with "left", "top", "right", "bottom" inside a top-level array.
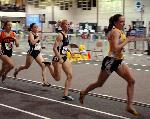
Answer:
[{"left": 16, "top": 0, "right": 150, "bottom": 34}]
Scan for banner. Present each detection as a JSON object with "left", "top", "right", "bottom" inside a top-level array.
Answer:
[{"left": 135, "top": 0, "right": 142, "bottom": 12}]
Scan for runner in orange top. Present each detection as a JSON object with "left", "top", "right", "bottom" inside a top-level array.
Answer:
[{"left": 0, "top": 21, "right": 19, "bottom": 83}]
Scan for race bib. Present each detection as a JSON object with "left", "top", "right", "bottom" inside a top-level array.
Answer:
[
  {"left": 62, "top": 46, "right": 69, "bottom": 55},
  {"left": 5, "top": 42, "right": 14, "bottom": 50},
  {"left": 34, "top": 42, "right": 41, "bottom": 50}
]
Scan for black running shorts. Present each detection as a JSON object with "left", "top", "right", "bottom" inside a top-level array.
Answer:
[
  {"left": 101, "top": 56, "right": 123, "bottom": 75},
  {"left": 27, "top": 50, "right": 40, "bottom": 59}
]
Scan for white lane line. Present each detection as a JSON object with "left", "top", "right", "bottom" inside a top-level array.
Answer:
[
  {"left": 10, "top": 77, "right": 150, "bottom": 107},
  {"left": 0, "top": 87, "right": 129, "bottom": 119},
  {"left": 18, "top": 55, "right": 23, "bottom": 56},
  {"left": 138, "top": 54, "right": 143, "bottom": 56},
  {"left": 0, "top": 103, "right": 51, "bottom": 119},
  {"left": 21, "top": 52, "right": 27, "bottom": 55}
]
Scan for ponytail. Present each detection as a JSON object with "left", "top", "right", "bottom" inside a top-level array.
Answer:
[
  {"left": 28, "top": 23, "right": 36, "bottom": 31},
  {"left": 104, "top": 16, "right": 114, "bottom": 35},
  {"left": 104, "top": 14, "right": 123, "bottom": 35}
]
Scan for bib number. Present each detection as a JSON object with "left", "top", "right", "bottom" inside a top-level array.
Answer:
[
  {"left": 5, "top": 42, "right": 14, "bottom": 50},
  {"left": 34, "top": 43, "right": 41, "bottom": 50}
]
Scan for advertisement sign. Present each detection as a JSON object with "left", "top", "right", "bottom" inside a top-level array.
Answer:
[
  {"left": 26, "top": 14, "right": 41, "bottom": 27},
  {"left": 135, "top": 0, "right": 142, "bottom": 12}
]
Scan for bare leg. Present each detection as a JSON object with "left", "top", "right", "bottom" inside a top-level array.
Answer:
[
  {"left": 62, "top": 60, "right": 73, "bottom": 96},
  {"left": 0, "top": 55, "right": 14, "bottom": 75},
  {"left": 116, "top": 64, "right": 140, "bottom": 116},
  {"left": 0, "top": 62, "right": 6, "bottom": 76},
  {"left": 0, "top": 55, "right": 14, "bottom": 83},
  {"left": 14, "top": 54, "right": 33, "bottom": 78},
  {"left": 47, "top": 61, "right": 62, "bottom": 81},
  {"left": 4, "top": 57, "right": 14, "bottom": 76},
  {"left": 79, "top": 70, "right": 109, "bottom": 104},
  {"left": 35, "top": 53, "right": 50, "bottom": 85}
]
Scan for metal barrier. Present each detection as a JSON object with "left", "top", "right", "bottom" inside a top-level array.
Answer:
[{"left": 128, "top": 37, "right": 150, "bottom": 54}]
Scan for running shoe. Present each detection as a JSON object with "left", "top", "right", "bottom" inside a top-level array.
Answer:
[
  {"left": 42, "top": 61, "right": 51, "bottom": 66},
  {"left": 79, "top": 91, "right": 85, "bottom": 104},
  {"left": 62, "top": 95, "right": 74, "bottom": 101},
  {"left": 13, "top": 68, "right": 18, "bottom": 78},
  {"left": 52, "top": 56, "right": 59, "bottom": 62},
  {"left": 1, "top": 75, "right": 6, "bottom": 83},
  {"left": 126, "top": 107, "right": 140, "bottom": 116},
  {"left": 42, "top": 83, "right": 51, "bottom": 87}
]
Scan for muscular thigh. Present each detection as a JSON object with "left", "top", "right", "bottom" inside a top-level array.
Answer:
[
  {"left": 53, "top": 61, "right": 62, "bottom": 77},
  {"left": 116, "top": 63, "right": 134, "bottom": 81},
  {"left": 25, "top": 54, "right": 34, "bottom": 67},
  {"left": 62, "top": 60, "right": 72, "bottom": 75},
  {"left": 0, "top": 55, "right": 14, "bottom": 66},
  {"left": 35, "top": 53, "right": 45, "bottom": 67}
]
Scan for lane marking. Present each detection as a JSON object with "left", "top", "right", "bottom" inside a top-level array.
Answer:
[
  {"left": 13, "top": 53, "right": 150, "bottom": 72},
  {"left": 21, "top": 52, "right": 27, "bottom": 55},
  {"left": 0, "top": 103, "right": 51, "bottom": 119},
  {"left": 0, "top": 86, "right": 129, "bottom": 119},
  {"left": 18, "top": 55, "right": 23, "bottom": 56},
  {"left": 7, "top": 76, "right": 150, "bottom": 108}
]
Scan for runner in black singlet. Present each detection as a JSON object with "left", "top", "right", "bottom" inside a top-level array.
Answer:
[
  {"left": 44, "top": 20, "right": 74, "bottom": 100},
  {"left": 14, "top": 23, "right": 50, "bottom": 86}
]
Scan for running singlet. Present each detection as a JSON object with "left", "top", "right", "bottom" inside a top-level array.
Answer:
[
  {"left": 57, "top": 32, "right": 69, "bottom": 55},
  {"left": 0, "top": 31, "right": 15, "bottom": 57},
  {"left": 108, "top": 28, "right": 126, "bottom": 60},
  {"left": 28, "top": 32, "right": 41, "bottom": 52},
  {"left": 27, "top": 32, "right": 41, "bottom": 59}
]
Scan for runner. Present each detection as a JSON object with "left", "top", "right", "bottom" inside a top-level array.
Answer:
[
  {"left": 0, "top": 21, "right": 19, "bottom": 83},
  {"left": 14, "top": 23, "right": 50, "bottom": 86},
  {"left": 44, "top": 20, "right": 74, "bottom": 100},
  {"left": 79, "top": 14, "right": 140, "bottom": 116}
]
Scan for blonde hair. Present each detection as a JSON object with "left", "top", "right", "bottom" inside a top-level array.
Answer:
[{"left": 60, "top": 19, "right": 67, "bottom": 28}]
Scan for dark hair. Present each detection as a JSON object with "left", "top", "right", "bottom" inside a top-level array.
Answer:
[
  {"left": 2, "top": 20, "right": 11, "bottom": 30},
  {"left": 28, "top": 23, "right": 36, "bottom": 31},
  {"left": 105, "top": 14, "right": 122, "bottom": 34}
]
